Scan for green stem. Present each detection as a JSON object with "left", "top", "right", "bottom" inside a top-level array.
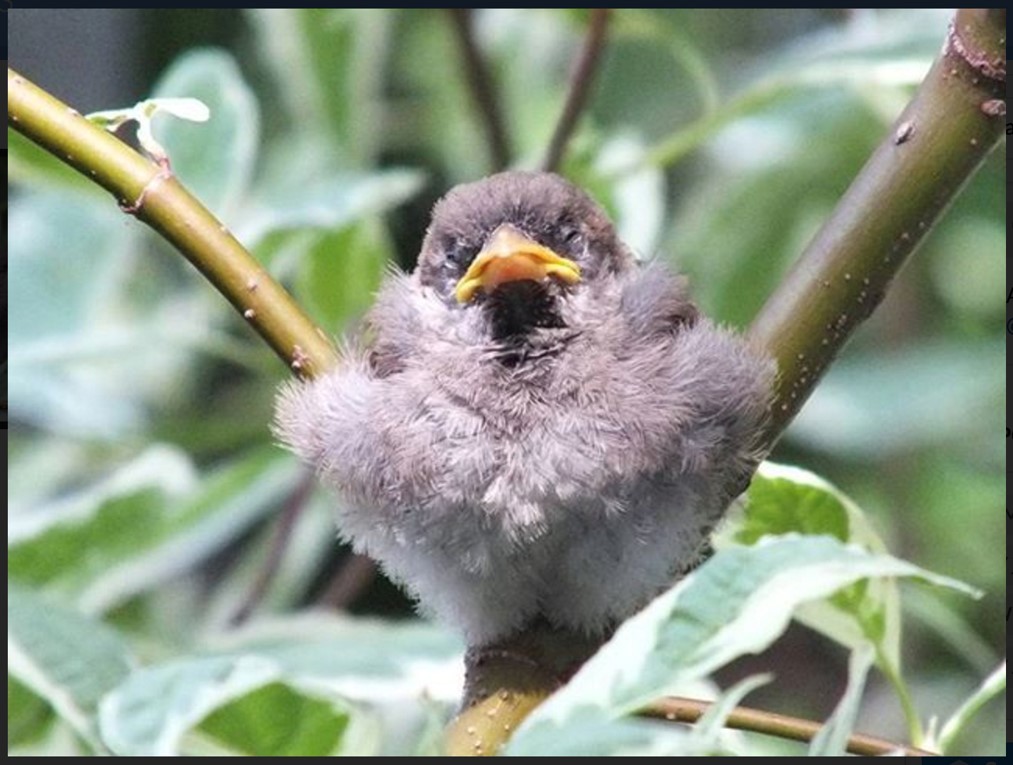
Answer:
[
  {"left": 875, "top": 645, "right": 925, "bottom": 747},
  {"left": 7, "top": 67, "right": 339, "bottom": 380}
]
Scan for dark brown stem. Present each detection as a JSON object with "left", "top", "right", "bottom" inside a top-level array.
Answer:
[
  {"left": 317, "top": 553, "right": 377, "bottom": 610},
  {"left": 644, "top": 697, "right": 937, "bottom": 758},
  {"left": 541, "top": 9, "right": 612, "bottom": 173},
  {"left": 229, "top": 471, "right": 317, "bottom": 626},
  {"left": 447, "top": 9, "right": 512, "bottom": 171}
]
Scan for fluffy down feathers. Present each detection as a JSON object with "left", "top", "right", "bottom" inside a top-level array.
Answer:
[{"left": 275, "top": 172, "right": 773, "bottom": 646}]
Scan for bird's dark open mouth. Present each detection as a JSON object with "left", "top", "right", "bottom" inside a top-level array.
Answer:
[
  {"left": 483, "top": 280, "right": 567, "bottom": 340},
  {"left": 451, "top": 223, "right": 578, "bottom": 344}
]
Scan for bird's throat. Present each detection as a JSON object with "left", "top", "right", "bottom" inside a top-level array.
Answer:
[{"left": 485, "top": 281, "right": 566, "bottom": 348}]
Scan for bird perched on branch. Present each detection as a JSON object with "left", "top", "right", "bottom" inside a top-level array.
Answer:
[{"left": 275, "top": 171, "right": 773, "bottom": 645}]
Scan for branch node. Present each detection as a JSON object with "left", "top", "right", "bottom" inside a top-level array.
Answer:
[
  {"left": 119, "top": 166, "right": 173, "bottom": 216},
  {"left": 290, "top": 344, "right": 310, "bottom": 373},
  {"left": 945, "top": 20, "right": 1006, "bottom": 82}
]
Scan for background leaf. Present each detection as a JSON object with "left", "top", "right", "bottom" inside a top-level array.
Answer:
[
  {"left": 150, "top": 49, "right": 260, "bottom": 218},
  {"left": 98, "top": 616, "right": 461, "bottom": 756},
  {"left": 8, "top": 584, "right": 134, "bottom": 751}
]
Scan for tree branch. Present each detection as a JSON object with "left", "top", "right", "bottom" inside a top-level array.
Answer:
[
  {"left": 446, "top": 8, "right": 1005, "bottom": 755},
  {"left": 643, "top": 697, "right": 937, "bottom": 757},
  {"left": 541, "top": 9, "right": 612, "bottom": 173},
  {"left": 748, "top": 8, "right": 1006, "bottom": 438},
  {"left": 7, "top": 67, "right": 339, "bottom": 380},
  {"left": 447, "top": 9, "right": 512, "bottom": 172}
]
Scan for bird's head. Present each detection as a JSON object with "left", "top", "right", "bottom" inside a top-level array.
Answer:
[{"left": 417, "top": 172, "right": 634, "bottom": 344}]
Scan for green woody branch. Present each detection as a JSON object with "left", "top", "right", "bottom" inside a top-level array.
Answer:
[
  {"left": 748, "top": 8, "right": 1006, "bottom": 438},
  {"left": 7, "top": 68, "right": 338, "bottom": 379}
]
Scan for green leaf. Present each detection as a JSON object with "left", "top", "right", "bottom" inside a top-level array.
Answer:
[
  {"left": 505, "top": 715, "right": 699, "bottom": 757},
  {"left": 510, "top": 535, "right": 977, "bottom": 747},
  {"left": 716, "top": 462, "right": 900, "bottom": 670},
  {"left": 7, "top": 191, "right": 216, "bottom": 440},
  {"left": 506, "top": 675, "right": 767, "bottom": 756},
  {"left": 7, "top": 194, "right": 127, "bottom": 347},
  {"left": 808, "top": 644, "right": 875, "bottom": 756},
  {"left": 150, "top": 49, "right": 259, "bottom": 217},
  {"left": 8, "top": 447, "right": 301, "bottom": 613},
  {"left": 8, "top": 675, "right": 56, "bottom": 748},
  {"left": 241, "top": 169, "right": 425, "bottom": 250},
  {"left": 189, "top": 681, "right": 352, "bottom": 756},
  {"left": 295, "top": 220, "right": 393, "bottom": 331},
  {"left": 246, "top": 9, "right": 391, "bottom": 166},
  {"left": 8, "top": 584, "right": 133, "bottom": 751},
  {"left": 98, "top": 616, "right": 461, "bottom": 756}
]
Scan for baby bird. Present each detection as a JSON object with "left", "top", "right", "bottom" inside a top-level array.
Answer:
[{"left": 275, "top": 171, "right": 773, "bottom": 646}]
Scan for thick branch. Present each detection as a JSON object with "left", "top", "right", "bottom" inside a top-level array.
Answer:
[
  {"left": 747, "top": 8, "right": 1006, "bottom": 438},
  {"left": 447, "top": 9, "right": 512, "bottom": 171},
  {"left": 541, "top": 9, "right": 612, "bottom": 173},
  {"left": 644, "top": 697, "right": 936, "bottom": 757},
  {"left": 7, "top": 68, "right": 339, "bottom": 379}
]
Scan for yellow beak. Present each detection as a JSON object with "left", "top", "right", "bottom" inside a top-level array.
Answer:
[{"left": 454, "top": 224, "right": 581, "bottom": 304}]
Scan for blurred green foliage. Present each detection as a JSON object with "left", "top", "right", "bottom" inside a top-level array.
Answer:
[{"left": 7, "top": 8, "right": 1004, "bottom": 756}]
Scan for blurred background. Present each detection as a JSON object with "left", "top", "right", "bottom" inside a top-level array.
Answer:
[{"left": 7, "top": 8, "right": 1005, "bottom": 756}]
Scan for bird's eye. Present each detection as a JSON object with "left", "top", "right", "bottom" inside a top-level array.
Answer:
[
  {"left": 445, "top": 241, "right": 477, "bottom": 270},
  {"left": 561, "top": 227, "right": 581, "bottom": 244}
]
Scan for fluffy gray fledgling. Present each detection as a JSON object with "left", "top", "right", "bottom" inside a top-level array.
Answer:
[{"left": 275, "top": 171, "right": 773, "bottom": 646}]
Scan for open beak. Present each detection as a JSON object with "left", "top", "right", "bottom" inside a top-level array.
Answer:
[{"left": 454, "top": 224, "right": 581, "bottom": 304}]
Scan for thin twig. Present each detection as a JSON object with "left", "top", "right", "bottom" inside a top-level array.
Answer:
[
  {"left": 7, "top": 68, "right": 338, "bottom": 379},
  {"left": 229, "top": 470, "right": 317, "bottom": 626},
  {"left": 317, "top": 553, "right": 377, "bottom": 610},
  {"left": 447, "top": 9, "right": 512, "bottom": 171},
  {"left": 541, "top": 9, "right": 612, "bottom": 173},
  {"left": 643, "top": 697, "right": 937, "bottom": 757}
]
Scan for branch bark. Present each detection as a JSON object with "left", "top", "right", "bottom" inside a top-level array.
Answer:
[
  {"left": 541, "top": 9, "right": 612, "bottom": 173},
  {"left": 446, "top": 8, "right": 1005, "bottom": 755},
  {"left": 7, "top": 68, "right": 339, "bottom": 380}
]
